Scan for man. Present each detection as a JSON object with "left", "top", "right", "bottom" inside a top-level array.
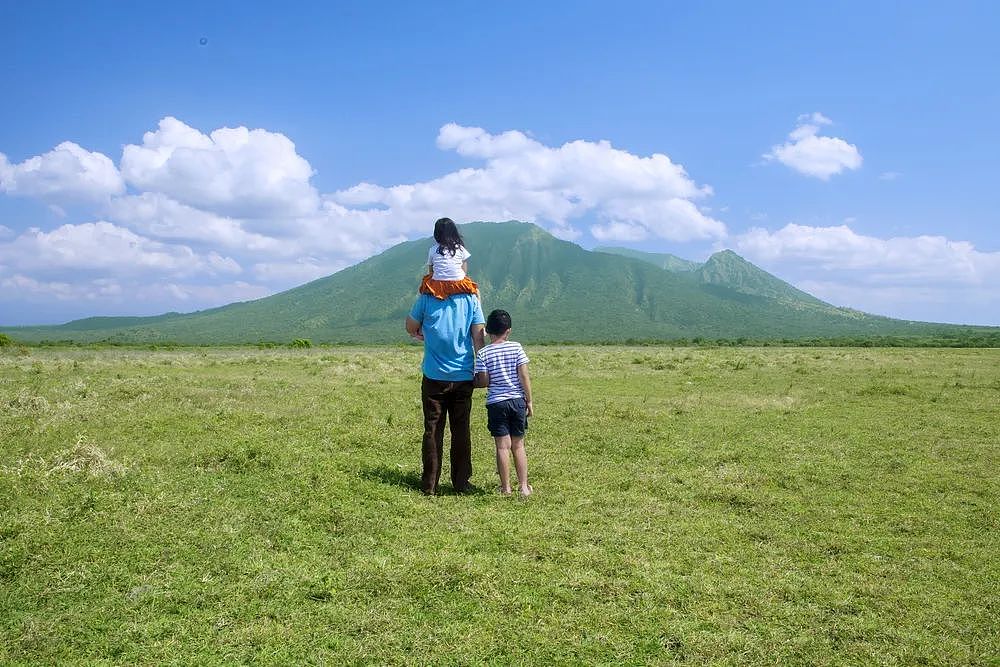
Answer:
[{"left": 405, "top": 291, "right": 485, "bottom": 495}]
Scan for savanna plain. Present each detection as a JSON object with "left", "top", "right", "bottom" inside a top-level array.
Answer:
[{"left": 1, "top": 345, "right": 997, "bottom": 665}]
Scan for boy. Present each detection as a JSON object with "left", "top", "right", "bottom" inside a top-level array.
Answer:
[{"left": 473, "top": 309, "right": 533, "bottom": 496}]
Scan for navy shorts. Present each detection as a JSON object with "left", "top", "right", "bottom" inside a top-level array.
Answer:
[{"left": 486, "top": 398, "right": 528, "bottom": 438}]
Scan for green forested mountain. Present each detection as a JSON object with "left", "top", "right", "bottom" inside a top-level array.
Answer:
[
  {"left": 4, "top": 221, "right": 997, "bottom": 344},
  {"left": 694, "top": 250, "right": 828, "bottom": 305},
  {"left": 596, "top": 245, "right": 827, "bottom": 304}
]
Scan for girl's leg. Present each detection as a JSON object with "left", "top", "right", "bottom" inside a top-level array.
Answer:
[
  {"left": 510, "top": 436, "right": 530, "bottom": 495},
  {"left": 494, "top": 435, "right": 512, "bottom": 494}
]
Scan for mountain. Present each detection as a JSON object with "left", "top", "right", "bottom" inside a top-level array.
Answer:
[
  {"left": 3, "top": 221, "right": 997, "bottom": 344},
  {"left": 596, "top": 245, "right": 826, "bottom": 304},
  {"left": 593, "top": 246, "right": 701, "bottom": 273},
  {"left": 695, "top": 250, "right": 828, "bottom": 305}
]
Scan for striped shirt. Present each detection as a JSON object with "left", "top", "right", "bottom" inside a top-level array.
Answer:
[{"left": 474, "top": 341, "right": 529, "bottom": 405}]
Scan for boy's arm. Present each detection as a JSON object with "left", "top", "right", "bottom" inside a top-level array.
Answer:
[
  {"left": 427, "top": 264, "right": 434, "bottom": 277},
  {"left": 461, "top": 260, "right": 468, "bottom": 274},
  {"left": 517, "top": 364, "right": 533, "bottom": 416}
]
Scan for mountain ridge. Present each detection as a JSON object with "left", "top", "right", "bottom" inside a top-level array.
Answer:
[{"left": 3, "top": 221, "right": 997, "bottom": 344}]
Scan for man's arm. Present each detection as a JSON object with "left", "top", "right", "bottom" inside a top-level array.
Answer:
[
  {"left": 470, "top": 323, "right": 485, "bottom": 354},
  {"left": 405, "top": 315, "right": 423, "bottom": 340},
  {"left": 517, "top": 364, "right": 533, "bottom": 417}
]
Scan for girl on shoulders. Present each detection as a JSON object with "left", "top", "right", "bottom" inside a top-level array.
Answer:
[{"left": 419, "top": 217, "right": 480, "bottom": 300}]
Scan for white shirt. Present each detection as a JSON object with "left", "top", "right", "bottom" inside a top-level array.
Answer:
[{"left": 427, "top": 244, "right": 471, "bottom": 281}]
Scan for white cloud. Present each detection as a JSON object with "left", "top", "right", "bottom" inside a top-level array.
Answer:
[
  {"left": 0, "top": 274, "right": 269, "bottom": 316},
  {"left": 150, "top": 280, "right": 270, "bottom": 304},
  {"left": 0, "top": 274, "right": 122, "bottom": 301},
  {"left": 764, "top": 113, "right": 862, "bottom": 180},
  {"left": 437, "top": 123, "right": 537, "bottom": 158},
  {"left": 0, "top": 142, "right": 124, "bottom": 202},
  {"left": 879, "top": 171, "right": 901, "bottom": 181},
  {"left": 252, "top": 258, "right": 348, "bottom": 283},
  {"left": 794, "top": 280, "right": 1000, "bottom": 326},
  {"left": 336, "top": 123, "right": 727, "bottom": 243},
  {"left": 120, "top": 116, "right": 320, "bottom": 219},
  {"left": 3, "top": 119, "right": 727, "bottom": 284},
  {"left": 733, "top": 223, "right": 1000, "bottom": 287},
  {"left": 730, "top": 223, "right": 1000, "bottom": 324},
  {"left": 0, "top": 119, "right": 726, "bottom": 320},
  {"left": 0, "top": 221, "right": 241, "bottom": 277},
  {"left": 106, "top": 192, "right": 296, "bottom": 254},
  {"left": 591, "top": 221, "right": 648, "bottom": 242}
]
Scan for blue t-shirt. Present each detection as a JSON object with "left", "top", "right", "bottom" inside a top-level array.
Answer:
[{"left": 409, "top": 293, "right": 485, "bottom": 382}]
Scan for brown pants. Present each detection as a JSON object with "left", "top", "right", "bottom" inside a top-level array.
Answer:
[{"left": 421, "top": 376, "right": 474, "bottom": 494}]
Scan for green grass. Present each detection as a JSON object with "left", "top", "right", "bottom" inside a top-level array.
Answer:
[{"left": 2, "top": 346, "right": 998, "bottom": 664}]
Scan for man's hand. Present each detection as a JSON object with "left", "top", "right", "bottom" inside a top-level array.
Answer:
[
  {"left": 473, "top": 371, "right": 489, "bottom": 388},
  {"left": 405, "top": 315, "right": 423, "bottom": 341}
]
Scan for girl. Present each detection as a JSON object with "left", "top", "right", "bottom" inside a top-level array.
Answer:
[{"left": 419, "top": 217, "right": 480, "bottom": 300}]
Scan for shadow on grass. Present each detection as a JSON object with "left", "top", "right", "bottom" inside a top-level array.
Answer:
[
  {"left": 360, "top": 465, "right": 488, "bottom": 496},
  {"left": 360, "top": 464, "right": 422, "bottom": 492}
]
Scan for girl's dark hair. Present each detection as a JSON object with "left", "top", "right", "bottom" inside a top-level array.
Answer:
[
  {"left": 433, "top": 217, "right": 464, "bottom": 256},
  {"left": 486, "top": 309, "right": 512, "bottom": 335}
]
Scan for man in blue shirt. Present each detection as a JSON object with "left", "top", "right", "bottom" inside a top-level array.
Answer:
[{"left": 405, "top": 292, "right": 485, "bottom": 495}]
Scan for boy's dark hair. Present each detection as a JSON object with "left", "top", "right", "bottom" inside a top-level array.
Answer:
[
  {"left": 433, "top": 217, "right": 464, "bottom": 256},
  {"left": 486, "top": 309, "right": 512, "bottom": 335}
]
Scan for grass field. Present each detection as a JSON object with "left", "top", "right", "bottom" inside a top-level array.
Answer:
[{"left": 2, "top": 345, "right": 998, "bottom": 665}]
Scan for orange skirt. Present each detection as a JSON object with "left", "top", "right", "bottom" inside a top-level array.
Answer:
[{"left": 419, "top": 274, "right": 479, "bottom": 300}]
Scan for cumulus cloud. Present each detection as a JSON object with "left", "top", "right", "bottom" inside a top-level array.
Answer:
[
  {"left": 0, "top": 274, "right": 123, "bottom": 301},
  {"left": 4, "top": 119, "right": 726, "bottom": 278},
  {"left": 251, "top": 257, "right": 349, "bottom": 283},
  {"left": 0, "top": 142, "right": 124, "bottom": 202},
  {"left": 0, "top": 274, "right": 270, "bottom": 320},
  {"left": 0, "top": 221, "right": 241, "bottom": 278},
  {"left": 106, "top": 192, "right": 296, "bottom": 254},
  {"left": 337, "top": 123, "right": 727, "bottom": 243},
  {"left": 729, "top": 222, "right": 1000, "bottom": 324},
  {"left": 151, "top": 280, "right": 270, "bottom": 304},
  {"left": 764, "top": 113, "right": 862, "bottom": 180},
  {"left": 795, "top": 280, "right": 999, "bottom": 321},
  {"left": 733, "top": 223, "right": 1000, "bottom": 287},
  {"left": 120, "top": 116, "right": 320, "bottom": 219},
  {"left": 590, "top": 221, "right": 648, "bottom": 242}
]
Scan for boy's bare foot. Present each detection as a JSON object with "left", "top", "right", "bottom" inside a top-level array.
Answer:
[
  {"left": 519, "top": 484, "right": 533, "bottom": 497},
  {"left": 499, "top": 487, "right": 512, "bottom": 496}
]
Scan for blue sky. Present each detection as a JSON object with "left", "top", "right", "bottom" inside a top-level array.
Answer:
[{"left": 2, "top": 0, "right": 998, "bottom": 326}]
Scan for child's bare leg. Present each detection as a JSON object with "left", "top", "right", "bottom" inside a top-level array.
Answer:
[
  {"left": 510, "top": 436, "right": 530, "bottom": 495},
  {"left": 494, "top": 435, "right": 512, "bottom": 494}
]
